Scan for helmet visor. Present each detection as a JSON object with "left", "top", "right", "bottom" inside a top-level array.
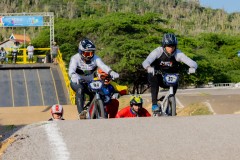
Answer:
[
  {"left": 82, "top": 51, "right": 94, "bottom": 58},
  {"left": 165, "top": 45, "right": 176, "bottom": 48}
]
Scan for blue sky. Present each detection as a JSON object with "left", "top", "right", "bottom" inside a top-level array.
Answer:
[{"left": 199, "top": 0, "right": 240, "bottom": 13}]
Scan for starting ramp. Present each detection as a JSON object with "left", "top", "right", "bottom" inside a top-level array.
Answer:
[{"left": 0, "top": 64, "right": 70, "bottom": 107}]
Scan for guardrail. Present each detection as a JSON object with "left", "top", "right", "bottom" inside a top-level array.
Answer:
[
  {"left": 57, "top": 50, "right": 75, "bottom": 104},
  {"left": 4, "top": 48, "right": 50, "bottom": 64},
  {"left": 213, "top": 83, "right": 236, "bottom": 87}
]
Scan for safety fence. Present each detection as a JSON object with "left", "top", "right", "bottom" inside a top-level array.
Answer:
[{"left": 57, "top": 50, "right": 75, "bottom": 104}]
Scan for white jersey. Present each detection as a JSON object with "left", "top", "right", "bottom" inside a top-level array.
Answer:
[
  {"left": 27, "top": 46, "right": 34, "bottom": 54},
  {"left": 68, "top": 53, "right": 112, "bottom": 82}
]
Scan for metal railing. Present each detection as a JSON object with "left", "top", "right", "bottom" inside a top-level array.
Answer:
[
  {"left": 57, "top": 50, "right": 75, "bottom": 104},
  {"left": 5, "top": 48, "right": 50, "bottom": 63}
]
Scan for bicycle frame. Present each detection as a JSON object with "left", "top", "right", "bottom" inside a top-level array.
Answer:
[
  {"left": 85, "top": 80, "right": 105, "bottom": 119},
  {"left": 158, "top": 86, "right": 175, "bottom": 116},
  {"left": 155, "top": 72, "right": 179, "bottom": 116}
]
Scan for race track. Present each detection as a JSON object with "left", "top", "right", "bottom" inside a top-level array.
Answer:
[
  {"left": 1, "top": 87, "right": 240, "bottom": 160},
  {"left": 2, "top": 115, "right": 240, "bottom": 160}
]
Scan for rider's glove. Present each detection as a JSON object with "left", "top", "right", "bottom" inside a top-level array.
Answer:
[
  {"left": 147, "top": 66, "right": 155, "bottom": 76},
  {"left": 109, "top": 70, "right": 119, "bottom": 79},
  {"left": 71, "top": 73, "right": 79, "bottom": 84},
  {"left": 188, "top": 68, "right": 196, "bottom": 74}
]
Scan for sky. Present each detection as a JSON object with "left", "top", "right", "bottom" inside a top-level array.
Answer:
[{"left": 199, "top": 0, "right": 240, "bottom": 13}]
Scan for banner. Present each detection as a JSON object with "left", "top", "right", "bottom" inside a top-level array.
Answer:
[{"left": 0, "top": 16, "right": 43, "bottom": 27}]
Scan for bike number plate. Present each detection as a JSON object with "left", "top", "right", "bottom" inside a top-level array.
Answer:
[
  {"left": 164, "top": 74, "right": 179, "bottom": 85},
  {"left": 89, "top": 80, "right": 103, "bottom": 90}
]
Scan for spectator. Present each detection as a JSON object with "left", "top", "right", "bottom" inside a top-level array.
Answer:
[
  {"left": 27, "top": 42, "right": 34, "bottom": 63},
  {"left": 11, "top": 41, "right": 19, "bottom": 64},
  {"left": 115, "top": 95, "right": 151, "bottom": 118},
  {"left": 51, "top": 41, "right": 59, "bottom": 64},
  {"left": 0, "top": 47, "right": 8, "bottom": 64},
  {"left": 48, "top": 104, "right": 65, "bottom": 121}
]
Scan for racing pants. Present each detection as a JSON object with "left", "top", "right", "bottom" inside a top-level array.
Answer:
[{"left": 70, "top": 81, "right": 94, "bottom": 114}]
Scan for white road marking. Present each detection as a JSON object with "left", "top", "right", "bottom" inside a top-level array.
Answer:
[
  {"left": 44, "top": 122, "right": 70, "bottom": 160},
  {"left": 176, "top": 97, "right": 185, "bottom": 108},
  {"left": 204, "top": 101, "right": 216, "bottom": 115}
]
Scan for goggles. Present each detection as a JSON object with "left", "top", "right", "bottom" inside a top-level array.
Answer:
[
  {"left": 82, "top": 51, "right": 94, "bottom": 57},
  {"left": 53, "top": 113, "right": 62, "bottom": 116},
  {"left": 165, "top": 45, "right": 176, "bottom": 48},
  {"left": 100, "top": 75, "right": 111, "bottom": 81}
]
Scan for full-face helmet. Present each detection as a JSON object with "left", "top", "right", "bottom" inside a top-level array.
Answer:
[
  {"left": 51, "top": 104, "right": 63, "bottom": 117},
  {"left": 130, "top": 95, "right": 143, "bottom": 107},
  {"left": 97, "top": 68, "right": 111, "bottom": 85},
  {"left": 79, "top": 39, "right": 96, "bottom": 62}
]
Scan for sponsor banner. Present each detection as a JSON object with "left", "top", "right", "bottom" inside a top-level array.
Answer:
[{"left": 0, "top": 16, "right": 43, "bottom": 27}]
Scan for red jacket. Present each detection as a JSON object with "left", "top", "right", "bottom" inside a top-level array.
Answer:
[{"left": 115, "top": 106, "right": 151, "bottom": 118}]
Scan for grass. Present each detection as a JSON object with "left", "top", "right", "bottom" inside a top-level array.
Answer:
[{"left": 177, "top": 103, "right": 213, "bottom": 116}]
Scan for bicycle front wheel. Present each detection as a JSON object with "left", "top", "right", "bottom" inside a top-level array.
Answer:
[
  {"left": 168, "top": 96, "right": 176, "bottom": 116},
  {"left": 91, "top": 99, "right": 105, "bottom": 119}
]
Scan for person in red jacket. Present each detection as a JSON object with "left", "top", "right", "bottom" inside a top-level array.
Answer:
[{"left": 115, "top": 95, "right": 151, "bottom": 118}]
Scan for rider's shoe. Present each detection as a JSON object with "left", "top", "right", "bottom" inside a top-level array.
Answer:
[
  {"left": 79, "top": 110, "right": 87, "bottom": 119},
  {"left": 152, "top": 104, "right": 159, "bottom": 112}
]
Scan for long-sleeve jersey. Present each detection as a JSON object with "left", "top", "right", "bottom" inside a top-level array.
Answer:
[
  {"left": 142, "top": 47, "right": 198, "bottom": 72},
  {"left": 115, "top": 106, "right": 151, "bottom": 118},
  {"left": 68, "top": 53, "right": 112, "bottom": 82}
]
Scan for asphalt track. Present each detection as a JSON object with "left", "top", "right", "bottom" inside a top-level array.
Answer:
[
  {"left": 2, "top": 115, "right": 240, "bottom": 160},
  {"left": 2, "top": 87, "right": 240, "bottom": 160}
]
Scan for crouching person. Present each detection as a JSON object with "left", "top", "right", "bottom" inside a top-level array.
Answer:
[{"left": 116, "top": 95, "right": 151, "bottom": 118}]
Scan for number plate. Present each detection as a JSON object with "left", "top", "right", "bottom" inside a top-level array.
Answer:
[
  {"left": 89, "top": 80, "right": 103, "bottom": 90},
  {"left": 163, "top": 74, "right": 179, "bottom": 85}
]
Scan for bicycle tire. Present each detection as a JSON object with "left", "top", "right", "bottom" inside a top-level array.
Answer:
[
  {"left": 168, "top": 96, "right": 176, "bottom": 116},
  {"left": 90, "top": 97, "right": 105, "bottom": 119}
]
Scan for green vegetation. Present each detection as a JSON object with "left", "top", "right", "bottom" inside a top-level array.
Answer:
[
  {"left": 177, "top": 103, "right": 213, "bottom": 116},
  {"left": 1, "top": 0, "right": 240, "bottom": 93}
]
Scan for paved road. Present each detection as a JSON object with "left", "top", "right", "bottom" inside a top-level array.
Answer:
[
  {"left": 3, "top": 114, "right": 240, "bottom": 160},
  {"left": 175, "top": 88, "right": 240, "bottom": 114},
  {"left": 138, "top": 87, "right": 240, "bottom": 114},
  {"left": 2, "top": 87, "right": 240, "bottom": 160}
]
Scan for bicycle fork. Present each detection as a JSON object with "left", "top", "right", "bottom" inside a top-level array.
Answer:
[{"left": 159, "top": 86, "right": 174, "bottom": 115}]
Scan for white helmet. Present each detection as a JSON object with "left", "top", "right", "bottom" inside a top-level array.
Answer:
[{"left": 51, "top": 104, "right": 63, "bottom": 115}]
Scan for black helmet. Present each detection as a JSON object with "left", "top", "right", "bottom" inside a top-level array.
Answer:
[
  {"left": 79, "top": 39, "right": 96, "bottom": 62},
  {"left": 162, "top": 33, "right": 178, "bottom": 47}
]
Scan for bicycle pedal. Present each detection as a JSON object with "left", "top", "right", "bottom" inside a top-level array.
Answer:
[
  {"left": 152, "top": 111, "right": 161, "bottom": 117},
  {"left": 161, "top": 112, "right": 169, "bottom": 116}
]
